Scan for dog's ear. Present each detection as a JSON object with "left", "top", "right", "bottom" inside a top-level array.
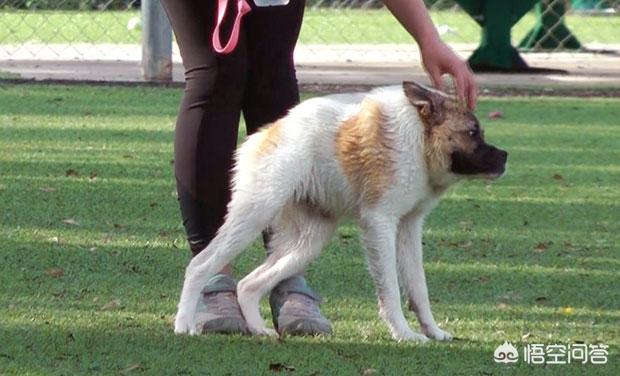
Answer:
[{"left": 402, "top": 81, "right": 446, "bottom": 127}]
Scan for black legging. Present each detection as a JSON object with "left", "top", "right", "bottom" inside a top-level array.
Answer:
[{"left": 161, "top": 0, "right": 305, "bottom": 256}]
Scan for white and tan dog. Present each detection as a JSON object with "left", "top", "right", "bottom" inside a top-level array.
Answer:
[{"left": 174, "top": 82, "right": 507, "bottom": 342}]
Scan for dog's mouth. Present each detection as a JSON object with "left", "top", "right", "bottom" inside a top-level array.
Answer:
[
  {"left": 450, "top": 145, "right": 508, "bottom": 178},
  {"left": 481, "top": 166, "right": 506, "bottom": 180}
]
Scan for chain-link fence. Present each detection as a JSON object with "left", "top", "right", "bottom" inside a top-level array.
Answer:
[
  {"left": 0, "top": 0, "right": 141, "bottom": 59},
  {"left": 0, "top": 0, "right": 618, "bottom": 69}
]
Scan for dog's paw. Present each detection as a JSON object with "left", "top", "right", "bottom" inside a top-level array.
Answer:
[
  {"left": 393, "top": 329, "right": 430, "bottom": 343},
  {"left": 422, "top": 325, "right": 453, "bottom": 341},
  {"left": 174, "top": 314, "right": 198, "bottom": 335}
]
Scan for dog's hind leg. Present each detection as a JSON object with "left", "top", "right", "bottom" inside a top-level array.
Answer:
[
  {"left": 361, "top": 211, "right": 429, "bottom": 343},
  {"left": 396, "top": 211, "right": 452, "bottom": 341},
  {"left": 174, "top": 188, "right": 292, "bottom": 335},
  {"left": 237, "top": 203, "right": 337, "bottom": 336}
]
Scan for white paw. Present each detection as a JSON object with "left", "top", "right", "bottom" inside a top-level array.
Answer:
[
  {"left": 422, "top": 325, "right": 453, "bottom": 341},
  {"left": 174, "top": 313, "right": 198, "bottom": 335},
  {"left": 393, "top": 329, "right": 430, "bottom": 343}
]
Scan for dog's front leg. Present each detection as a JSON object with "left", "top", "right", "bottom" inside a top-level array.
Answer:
[
  {"left": 361, "top": 212, "right": 429, "bottom": 343},
  {"left": 396, "top": 212, "right": 452, "bottom": 341}
]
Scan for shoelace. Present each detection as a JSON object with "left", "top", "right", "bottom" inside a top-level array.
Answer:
[
  {"left": 204, "top": 292, "right": 243, "bottom": 316},
  {"left": 281, "top": 293, "right": 321, "bottom": 316}
]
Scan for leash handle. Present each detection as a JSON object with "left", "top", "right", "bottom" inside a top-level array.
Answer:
[{"left": 212, "top": 0, "right": 251, "bottom": 54}]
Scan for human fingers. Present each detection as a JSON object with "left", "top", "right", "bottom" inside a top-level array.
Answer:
[
  {"left": 427, "top": 66, "right": 445, "bottom": 92},
  {"left": 454, "top": 69, "right": 467, "bottom": 109},
  {"left": 466, "top": 72, "right": 478, "bottom": 110}
]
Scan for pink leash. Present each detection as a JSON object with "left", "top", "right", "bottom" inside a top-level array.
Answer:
[{"left": 212, "top": 0, "right": 252, "bottom": 54}]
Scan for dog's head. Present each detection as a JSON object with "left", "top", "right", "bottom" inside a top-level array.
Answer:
[{"left": 403, "top": 81, "right": 508, "bottom": 184}]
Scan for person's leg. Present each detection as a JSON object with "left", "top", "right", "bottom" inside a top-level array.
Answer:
[
  {"left": 161, "top": 0, "right": 248, "bottom": 334},
  {"left": 242, "top": 0, "right": 332, "bottom": 336},
  {"left": 242, "top": 0, "right": 304, "bottom": 252},
  {"left": 162, "top": 0, "right": 246, "bottom": 261},
  {"left": 241, "top": 0, "right": 304, "bottom": 133}
]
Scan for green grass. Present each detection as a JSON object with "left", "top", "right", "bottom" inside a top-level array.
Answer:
[
  {"left": 0, "top": 69, "right": 20, "bottom": 79},
  {"left": 0, "top": 84, "right": 619, "bottom": 375},
  {"left": 0, "top": 9, "right": 619, "bottom": 45},
  {"left": 303, "top": 8, "right": 620, "bottom": 45}
]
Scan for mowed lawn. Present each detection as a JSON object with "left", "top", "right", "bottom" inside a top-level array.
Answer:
[{"left": 0, "top": 84, "right": 618, "bottom": 375}]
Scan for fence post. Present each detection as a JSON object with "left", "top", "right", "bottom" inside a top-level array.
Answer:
[{"left": 142, "top": 0, "right": 172, "bottom": 82}]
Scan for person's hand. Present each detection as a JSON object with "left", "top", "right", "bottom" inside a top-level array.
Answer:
[{"left": 419, "top": 39, "right": 477, "bottom": 110}]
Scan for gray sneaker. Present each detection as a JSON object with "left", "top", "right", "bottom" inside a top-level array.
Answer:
[
  {"left": 195, "top": 274, "right": 250, "bottom": 335},
  {"left": 269, "top": 276, "right": 332, "bottom": 336}
]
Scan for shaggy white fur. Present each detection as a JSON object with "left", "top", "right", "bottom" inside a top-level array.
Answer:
[{"left": 174, "top": 83, "right": 469, "bottom": 341}]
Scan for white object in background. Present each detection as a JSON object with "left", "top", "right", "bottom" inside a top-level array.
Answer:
[
  {"left": 437, "top": 24, "right": 457, "bottom": 36},
  {"left": 254, "top": 0, "right": 289, "bottom": 7},
  {"left": 127, "top": 16, "right": 142, "bottom": 31}
]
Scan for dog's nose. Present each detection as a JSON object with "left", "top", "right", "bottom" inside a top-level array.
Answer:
[{"left": 500, "top": 150, "right": 508, "bottom": 161}]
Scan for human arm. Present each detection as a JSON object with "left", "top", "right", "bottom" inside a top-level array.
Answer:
[{"left": 382, "top": 0, "right": 477, "bottom": 109}]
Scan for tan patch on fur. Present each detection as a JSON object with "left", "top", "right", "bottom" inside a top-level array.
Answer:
[
  {"left": 336, "top": 100, "right": 394, "bottom": 205},
  {"left": 253, "top": 120, "right": 283, "bottom": 158},
  {"left": 422, "top": 100, "right": 480, "bottom": 191}
]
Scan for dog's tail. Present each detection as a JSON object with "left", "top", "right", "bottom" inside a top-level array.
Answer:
[
  {"left": 234, "top": 119, "right": 302, "bottom": 189},
  {"left": 178, "top": 118, "right": 311, "bottom": 319}
]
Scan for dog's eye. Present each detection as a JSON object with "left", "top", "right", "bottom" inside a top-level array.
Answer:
[{"left": 468, "top": 129, "right": 478, "bottom": 137}]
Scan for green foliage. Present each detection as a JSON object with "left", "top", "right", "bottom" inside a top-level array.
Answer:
[{"left": 0, "top": 84, "right": 618, "bottom": 375}]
